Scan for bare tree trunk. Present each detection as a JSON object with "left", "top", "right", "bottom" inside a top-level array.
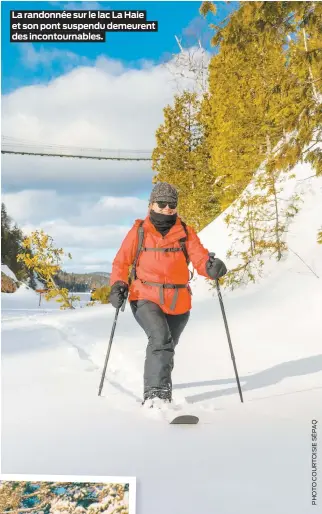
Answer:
[
  {"left": 247, "top": 203, "right": 255, "bottom": 256},
  {"left": 188, "top": 99, "right": 195, "bottom": 189},
  {"left": 267, "top": 134, "right": 282, "bottom": 260},
  {"left": 302, "top": 27, "right": 319, "bottom": 102},
  {"left": 272, "top": 171, "right": 282, "bottom": 260},
  {"left": 250, "top": 208, "right": 256, "bottom": 253}
]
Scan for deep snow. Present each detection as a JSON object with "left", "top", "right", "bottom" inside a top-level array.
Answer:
[{"left": 1, "top": 163, "right": 322, "bottom": 514}]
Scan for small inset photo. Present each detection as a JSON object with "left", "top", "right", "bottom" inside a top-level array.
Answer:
[{"left": 0, "top": 475, "right": 136, "bottom": 514}]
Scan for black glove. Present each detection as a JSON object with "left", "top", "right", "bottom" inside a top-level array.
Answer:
[
  {"left": 206, "top": 253, "right": 227, "bottom": 280},
  {"left": 109, "top": 281, "right": 129, "bottom": 309}
]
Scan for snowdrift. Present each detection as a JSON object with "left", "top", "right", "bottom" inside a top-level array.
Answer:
[{"left": 2, "top": 162, "right": 322, "bottom": 514}]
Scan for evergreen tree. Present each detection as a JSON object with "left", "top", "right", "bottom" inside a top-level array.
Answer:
[
  {"left": 222, "top": 163, "right": 302, "bottom": 290},
  {"left": 201, "top": 1, "right": 321, "bottom": 191},
  {"left": 224, "top": 191, "right": 267, "bottom": 289},
  {"left": 152, "top": 90, "right": 219, "bottom": 230},
  {"left": 1, "top": 203, "right": 13, "bottom": 266},
  {"left": 199, "top": 0, "right": 321, "bottom": 286},
  {"left": 1, "top": 203, "right": 34, "bottom": 283},
  {"left": 153, "top": 0, "right": 321, "bottom": 274},
  {"left": 203, "top": 1, "right": 302, "bottom": 211},
  {"left": 271, "top": 2, "right": 322, "bottom": 177}
]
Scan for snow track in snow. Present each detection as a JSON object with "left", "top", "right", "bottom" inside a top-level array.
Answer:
[{"left": 2, "top": 163, "right": 322, "bottom": 514}]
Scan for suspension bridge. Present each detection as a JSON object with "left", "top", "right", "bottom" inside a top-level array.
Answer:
[{"left": 1, "top": 135, "right": 153, "bottom": 161}]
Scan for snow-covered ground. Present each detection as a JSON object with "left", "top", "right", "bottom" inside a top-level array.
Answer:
[
  {"left": 2, "top": 164, "right": 322, "bottom": 514},
  {"left": 1, "top": 284, "right": 92, "bottom": 321}
]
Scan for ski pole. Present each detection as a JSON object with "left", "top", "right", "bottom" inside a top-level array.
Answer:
[
  {"left": 98, "top": 299, "right": 126, "bottom": 397},
  {"left": 215, "top": 279, "right": 244, "bottom": 403}
]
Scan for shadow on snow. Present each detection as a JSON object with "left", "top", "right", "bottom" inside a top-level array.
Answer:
[{"left": 172, "top": 354, "right": 322, "bottom": 403}]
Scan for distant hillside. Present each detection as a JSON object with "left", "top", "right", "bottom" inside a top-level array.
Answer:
[{"left": 54, "top": 271, "right": 111, "bottom": 292}]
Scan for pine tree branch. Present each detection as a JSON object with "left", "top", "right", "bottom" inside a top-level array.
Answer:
[{"left": 302, "top": 141, "right": 321, "bottom": 155}]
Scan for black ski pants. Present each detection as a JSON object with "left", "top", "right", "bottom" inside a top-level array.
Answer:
[{"left": 130, "top": 300, "right": 190, "bottom": 399}]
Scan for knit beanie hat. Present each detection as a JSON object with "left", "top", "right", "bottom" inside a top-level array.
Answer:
[{"left": 149, "top": 182, "right": 178, "bottom": 205}]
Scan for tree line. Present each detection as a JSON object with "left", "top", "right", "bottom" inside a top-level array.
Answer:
[
  {"left": 2, "top": 2, "right": 321, "bottom": 295},
  {"left": 1, "top": 203, "right": 37, "bottom": 288},
  {"left": 152, "top": 1, "right": 321, "bottom": 288},
  {"left": 1, "top": 203, "right": 111, "bottom": 305},
  {"left": 55, "top": 271, "right": 111, "bottom": 292}
]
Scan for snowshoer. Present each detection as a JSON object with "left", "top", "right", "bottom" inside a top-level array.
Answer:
[{"left": 109, "top": 182, "right": 227, "bottom": 405}]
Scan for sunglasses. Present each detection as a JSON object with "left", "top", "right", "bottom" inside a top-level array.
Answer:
[{"left": 156, "top": 201, "right": 177, "bottom": 209}]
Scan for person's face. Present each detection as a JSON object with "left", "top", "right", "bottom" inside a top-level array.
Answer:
[{"left": 151, "top": 201, "right": 177, "bottom": 215}]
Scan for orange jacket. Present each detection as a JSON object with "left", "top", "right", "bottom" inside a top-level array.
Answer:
[{"left": 110, "top": 215, "right": 211, "bottom": 314}]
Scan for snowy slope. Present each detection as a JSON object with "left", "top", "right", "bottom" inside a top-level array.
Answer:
[
  {"left": 193, "top": 160, "right": 322, "bottom": 300},
  {"left": 1, "top": 264, "right": 19, "bottom": 282},
  {"left": 2, "top": 164, "right": 322, "bottom": 514}
]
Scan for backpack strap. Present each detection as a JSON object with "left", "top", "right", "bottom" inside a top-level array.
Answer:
[
  {"left": 130, "top": 219, "right": 194, "bottom": 284},
  {"left": 179, "top": 221, "right": 194, "bottom": 281},
  {"left": 130, "top": 220, "right": 144, "bottom": 283},
  {"left": 179, "top": 221, "right": 190, "bottom": 266}
]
